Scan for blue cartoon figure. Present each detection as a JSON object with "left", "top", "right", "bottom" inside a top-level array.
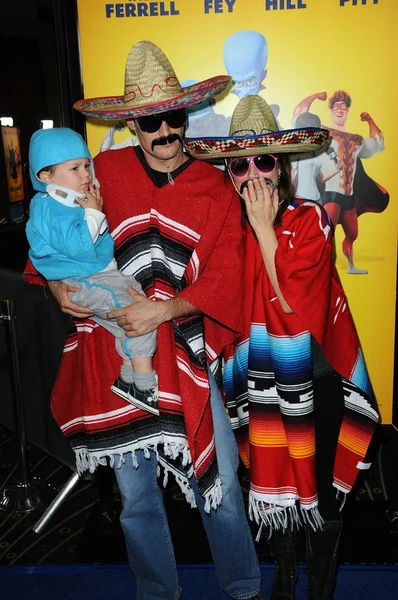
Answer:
[{"left": 223, "top": 31, "right": 268, "bottom": 99}]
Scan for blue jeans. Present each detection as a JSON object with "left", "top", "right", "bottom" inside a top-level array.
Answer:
[{"left": 114, "top": 371, "right": 261, "bottom": 600}]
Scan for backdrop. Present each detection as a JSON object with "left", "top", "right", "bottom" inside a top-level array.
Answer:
[{"left": 75, "top": 0, "right": 397, "bottom": 424}]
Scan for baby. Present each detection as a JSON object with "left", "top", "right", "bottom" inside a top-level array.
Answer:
[{"left": 26, "top": 127, "right": 158, "bottom": 415}]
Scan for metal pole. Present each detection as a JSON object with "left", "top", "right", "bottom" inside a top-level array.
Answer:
[
  {"left": 33, "top": 472, "right": 80, "bottom": 535},
  {"left": 0, "top": 298, "right": 41, "bottom": 512}
]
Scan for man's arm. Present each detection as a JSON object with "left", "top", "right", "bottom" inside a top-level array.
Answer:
[
  {"left": 174, "top": 188, "right": 244, "bottom": 332},
  {"left": 108, "top": 287, "right": 200, "bottom": 337},
  {"left": 108, "top": 183, "right": 244, "bottom": 338}
]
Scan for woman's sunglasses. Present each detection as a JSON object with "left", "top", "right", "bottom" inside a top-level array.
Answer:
[
  {"left": 136, "top": 109, "right": 186, "bottom": 134},
  {"left": 228, "top": 154, "right": 278, "bottom": 178}
]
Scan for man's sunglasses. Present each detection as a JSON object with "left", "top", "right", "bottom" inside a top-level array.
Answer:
[
  {"left": 136, "top": 109, "right": 186, "bottom": 133},
  {"left": 228, "top": 154, "right": 278, "bottom": 177}
]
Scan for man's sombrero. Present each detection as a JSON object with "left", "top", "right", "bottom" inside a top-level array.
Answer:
[
  {"left": 184, "top": 95, "right": 330, "bottom": 159},
  {"left": 73, "top": 40, "right": 231, "bottom": 120}
]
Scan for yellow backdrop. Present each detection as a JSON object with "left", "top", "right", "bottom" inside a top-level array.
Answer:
[{"left": 76, "top": 0, "right": 397, "bottom": 423}]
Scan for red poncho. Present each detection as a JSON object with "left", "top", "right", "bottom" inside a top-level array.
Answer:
[
  {"left": 25, "top": 147, "right": 244, "bottom": 509},
  {"left": 223, "top": 199, "right": 379, "bottom": 530}
]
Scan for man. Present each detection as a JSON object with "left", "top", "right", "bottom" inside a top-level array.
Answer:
[
  {"left": 26, "top": 41, "right": 264, "bottom": 600},
  {"left": 293, "top": 90, "right": 388, "bottom": 274}
]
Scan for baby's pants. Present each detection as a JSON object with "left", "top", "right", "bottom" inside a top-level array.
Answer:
[{"left": 63, "top": 270, "right": 157, "bottom": 361}]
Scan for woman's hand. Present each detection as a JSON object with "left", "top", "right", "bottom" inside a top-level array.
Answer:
[
  {"left": 242, "top": 178, "right": 280, "bottom": 235},
  {"left": 48, "top": 280, "right": 94, "bottom": 318}
]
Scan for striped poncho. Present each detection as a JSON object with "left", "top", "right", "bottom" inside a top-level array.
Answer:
[
  {"left": 25, "top": 147, "right": 244, "bottom": 510},
  {"left": 223, "top": 199, "right": 379, "bottom": 531}
]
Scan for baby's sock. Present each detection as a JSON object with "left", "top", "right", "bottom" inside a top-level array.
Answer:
[
  {"left": 134, "top": 371, "right": 157, "bottom": 391},
  {"left": 121, "top": 365, "right": 134, "bottom": 383}
]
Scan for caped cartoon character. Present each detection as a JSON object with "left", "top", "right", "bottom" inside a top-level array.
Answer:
[{"left": 293, "top": 90, "right": 388, "bottom": 275}]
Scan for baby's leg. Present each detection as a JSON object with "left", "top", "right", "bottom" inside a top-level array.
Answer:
[
  {"left": 132, "top": 356, "right": 153, "bottom": 373},
  {"left": 64, "top": 272, "right": 158, "bottom": 415}
]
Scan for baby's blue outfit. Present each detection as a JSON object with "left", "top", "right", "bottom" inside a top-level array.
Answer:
[{"left": 26, "top": 128, "right": 156, "bottom": 361}]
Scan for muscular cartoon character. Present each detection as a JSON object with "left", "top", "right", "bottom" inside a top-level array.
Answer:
[{"left": 293, "top": 91, "right": 388, "bottom": 274}]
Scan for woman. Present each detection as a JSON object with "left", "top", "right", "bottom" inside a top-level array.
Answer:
[{"left": 184, "top": 96, "right": 379, "bottom": 600}]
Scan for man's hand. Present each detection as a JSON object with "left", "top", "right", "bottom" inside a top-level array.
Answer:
[
  {"left": 317, "top": 92, "right": 327, "bottom": 101},
  {"left": 107, "top": 286, "right": 170, "bottom": 337},
  {"left": 48, "top": 280, "right": 94, "bottom": 318}
]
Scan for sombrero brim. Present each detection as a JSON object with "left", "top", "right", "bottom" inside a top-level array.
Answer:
[
  {"left": 184, "top": 127, "right": 330, "bottom": 160},
  {"left": 73, "top": 75, "right": 231, "bottom": 120}
]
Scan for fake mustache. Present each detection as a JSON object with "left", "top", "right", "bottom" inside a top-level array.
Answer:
[
  {"left": 239, "top": 177, "right": 276, "bottom": 195},
  {"left": 151, "top": 134, "right": 182, "bottom": 151}
]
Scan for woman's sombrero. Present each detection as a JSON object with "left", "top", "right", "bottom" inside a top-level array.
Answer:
[
  {"left": 184, "top": 95, "right": 330, "bottom": 159},
  {"left": 74, "top": 40, "right": 231, "bottom": 120}
]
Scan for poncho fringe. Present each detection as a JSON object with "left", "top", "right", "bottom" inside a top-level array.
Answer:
[{"left": 73, "top": 437, "right": 222, "bottom": 512}]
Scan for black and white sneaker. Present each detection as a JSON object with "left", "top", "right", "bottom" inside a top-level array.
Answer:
[
  {"left": 127, "top": 382, "right": 159, "bottom": 416},
  {"left": 110, "top": 376, "right": 130, "bottom": 401}
]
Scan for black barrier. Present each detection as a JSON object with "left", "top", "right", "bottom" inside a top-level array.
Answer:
[
  {"left": 0, "top": 298, "right": 42, "bottom": 512},
  {"left": 0, "top": 268, "right": 74, "bottom": 472}
]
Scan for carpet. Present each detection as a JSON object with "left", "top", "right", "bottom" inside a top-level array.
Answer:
[{"left": 0, "top": 564, "right": 397, "bottom": 600}]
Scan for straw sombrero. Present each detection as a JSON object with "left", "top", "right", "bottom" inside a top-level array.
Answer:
[
  {"left": 184, "top": 95, "right": 330, "bottom": 159},
  {"left": 73, "top": 40, "right": 231, "bottom": 120}
]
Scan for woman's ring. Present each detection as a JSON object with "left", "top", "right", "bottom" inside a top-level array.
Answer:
[{"left": 250, "top": 198, "right": 258, "bottom": 203}]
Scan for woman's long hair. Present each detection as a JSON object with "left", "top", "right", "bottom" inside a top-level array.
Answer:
[{"left": 276, "top": 153, "right": 295, "bottom": 224}]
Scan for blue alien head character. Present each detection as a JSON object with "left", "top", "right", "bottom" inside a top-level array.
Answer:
[{"left": 223, "top": 31, "right": 268, "bottom": 99}]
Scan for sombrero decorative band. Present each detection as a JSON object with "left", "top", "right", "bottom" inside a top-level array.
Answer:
[
  {"left": 73, "top": 40, "right": 231, "bottom": 121},
  {"left": 184, "top": 127, "right": 330, "bottom": 160},
  {"left": 184, "top": 95, "right": 330, "bottom": 160}
]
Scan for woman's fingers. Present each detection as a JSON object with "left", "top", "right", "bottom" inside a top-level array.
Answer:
[
  {"left": 249, "top": 178, "right": 273, "bottom": 204},
  {"left": 241, "top": 186, "right": 253, "bottom": 209},
  {"left": 242, "top": 178, "right": 278, "bottom": 218}
]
